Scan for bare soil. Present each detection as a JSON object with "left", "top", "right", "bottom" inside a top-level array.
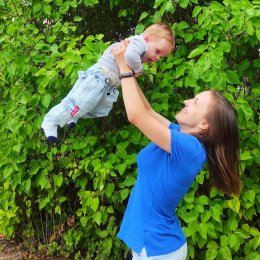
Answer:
[
  {"left": 0, "top": 237, "right": 64, "bottom": 260},
  {"left": 0, "top": 238, "right": 23, "bottom": 260}
]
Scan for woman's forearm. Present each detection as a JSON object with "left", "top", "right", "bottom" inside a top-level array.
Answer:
[
  {"left": 120, "top": 76, "right": 148, "bottom": 124},
  {"left": 136, "top": 84, "right": 171, "bottom": 126},
  {"left": 113, "top": 41, "right": 171, "bottom": 152}
]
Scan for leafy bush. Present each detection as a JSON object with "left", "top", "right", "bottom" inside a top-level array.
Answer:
[{"left": 0, "top": 0, "right": 259, "bottom": 259}]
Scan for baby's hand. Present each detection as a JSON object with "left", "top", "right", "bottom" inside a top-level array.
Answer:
[
  {"left": 112, "top": 40, "right": 131, "bottom": 71},
  {"left": 134, "top": 72, "right": 142, "bottom": 78}
]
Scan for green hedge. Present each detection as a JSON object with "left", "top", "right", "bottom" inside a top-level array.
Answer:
[{"left": 0, "top": 0, "right": 259, "bottom": 259}]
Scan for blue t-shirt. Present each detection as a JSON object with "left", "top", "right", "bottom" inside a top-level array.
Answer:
[{"left": 117, "top": 123, "right": 207, "bottom": 257}]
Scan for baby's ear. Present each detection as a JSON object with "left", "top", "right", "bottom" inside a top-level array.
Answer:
[{"left": 144, "top": 35, "right": 152, "bottom": 42}]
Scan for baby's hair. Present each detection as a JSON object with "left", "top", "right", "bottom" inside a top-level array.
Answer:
[{"left": 143, "top": 22, "right": 175, "bottom": 49}]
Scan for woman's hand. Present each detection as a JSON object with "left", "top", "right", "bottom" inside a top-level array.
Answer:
[{"left": 112, "top": 40, "right": 132, "bottom": 73}]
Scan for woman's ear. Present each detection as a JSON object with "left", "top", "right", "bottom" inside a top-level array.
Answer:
[
  {"left": 144, "top": 35, "right": 152, "bottom": 42},
  {"left": 199, "top": 120, "right": 209, "bottom": 130}
]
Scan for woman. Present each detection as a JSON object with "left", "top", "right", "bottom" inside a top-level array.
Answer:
[{"left": 112, "top": 42, "right": 240, "bottom": 260}]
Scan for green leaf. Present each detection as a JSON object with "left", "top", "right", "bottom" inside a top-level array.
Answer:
[
  {"left": 210, "top": 204, "right": 222, "bottom": 222},
  {"left": 35, "top": 173, "right": 49, "bottom": 190},
  {"left": 116, "top": 164, "right": 126, "bottom": 175},
  {"left": 196, "top": 234, "right": 207, "bottom": 248},
  {"left": 105, "top": 183, "right": 115, "bottom": 198},
  {"left": 184, "top": 33, "right": 193, "bottom": 43},
  {"left": 61, "top": 144, "right": 68, "bottom": 153},
  {"left": 210, "top": 1, "right": 225, "bottom": 12},
  {"left": 253, "top": 59, "right": 260, "bottom": 68},
  {"left": 243, "top": 190, "right": 255, "bottom": 202},
  {"left": 0, "top": 0, "right": 6, "bottom": 7},
  {"left": 59, "top": 1, "right": 70, "bottom": 14},
  {"left": 55, "top": 205, "right": 61, "bottom": 215},
  {"left": 240, "top": 102, "right": 253, "bottom": 121},
  {"left": 43, "top": 3, "right": 51, "bottom": 15},
  {"left": 118, "top": 9, "right": 127, "bottom": 17},
  {"left": 153, "top": 0, "right": 164, "bottom": 9},
  {"left": 226, "top": 217, "right": 238, "bottom": 231},
  {"left": 177, "top": 21, "right": 189, "bottom": 30},
  {"left": 120, "top": 189, "right": 129, "bottom": 201},
  {"left": 3, "top": 165, "right": 13, "bottom": 179},
  {"left": 175, "top": 64, "right": 186, "bottom": 78},
  {"left": 197, "top": 195, "right": 209, "bottom": 205},
  {"left": 226, "top": 70, "right": 240, "bottom": 84},
  {"left": 235, "top": 229, "right": 251, "bottom": 239},
  {"left": 80, "top": 216, "right": 88, "bottom": 227},
  {"left": 228, "top": 197, "right": 240, "bottom": 213},
  {"left": 229, "top": 233, "right": 239, "bottom": 249},
  {"left": 180, "top": 210, "right": 199, "bottom": 223},
  {"left": 218, "top": 246, "right": 232, "bottom": 260},
  {"left": 122, "top": 176, "right": 136, "bottom": 187},
  {"left": 29, "top": 161, "right": 40, "bottom": 176},
  {"left": 135, "top": 23, "right": 145, "bottom": 34},
  {"left": 34, "top": 68, "right": 47, "bottom": 77},
  {"left": 179, "top": 0, "right": 189, "bottom": 8},
  {"left": 58, "top": 196, "right": 67, "bottom": 203},
  {"left": 103, "top": 238, "right": 112, "bottom": 254},
  {"left": 201, "top": 69, "right": 217, "bottom": 82},
  {"left": 90, "top": 197, "right": 99, "bottom": 212},
  {"left": 188, "top": 45, "right": 206, "bottom": 58},
  {"left": 33, "top": 2, "right": 42, "bottom": 14},
  {"left": 245, "top": 252, "right": 260, "bottom": 260},
  {"left": 192, "top": 6, "right": 202, "bottom": 17},
  {"left": 53, "top": 174, "right": 63, "bottom": 187},
  {"left": 244, "top": 21, "right": 254, "bottom": 35},
  {"left": 119, "top": 130, "right": 129, "bottom": 139},
  {"left": 74, "top": 16, "right": 82, "bottom": 22},
  {"left": 185, "top": 71, "right": 197, "bottom": 87},
  {"left": 199, "top": 223, "right": 207, "bottom": 239},
  {"left": 201, "top": 210, "right": 211, "bottom": 223},
  {"left": 38, "top": 197, "right": 50, "bottom": 210},
  {"left": 219, "top": 41, "right": 231, "bottom": 53},
  {"left": 93, "top": 211, "right": 101, "bottom": 225},
  {"left": 206, "top": 248, "right": 218, "bottom": 260},
  {"left": 240, "top": 150, "right": 252, "bottom": 160},
  {"left": 7, "top": 63, "right": 16, "bottom": 76},
  {"left": 41, "top": 94, "right": 51, "bottom": 108},
  {"left": 139, "top": 12, "right": 148, "bottom": 21},
  {"left": 22, "top": 179, "right": 31, "bottom": 193},
  {"left": 256, "top": 29, "right": 260, "bottom": 41}
]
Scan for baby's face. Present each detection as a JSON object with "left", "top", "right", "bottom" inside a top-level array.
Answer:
[{"left": 143, "top": 37, "right": 173, "bottom": 63}]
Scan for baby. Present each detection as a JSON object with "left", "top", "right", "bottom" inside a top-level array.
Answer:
[{"left": 41, "top": 23, "right": 174, "bottom": 142}]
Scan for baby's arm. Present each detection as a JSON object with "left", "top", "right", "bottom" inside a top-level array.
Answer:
[{"left": 124, "top": 37, "right": 146, "bottom": 75}]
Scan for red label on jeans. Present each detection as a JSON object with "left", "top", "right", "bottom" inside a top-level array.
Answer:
[{"left": 70, "top": 106, "right": 80, "bottom": 116}]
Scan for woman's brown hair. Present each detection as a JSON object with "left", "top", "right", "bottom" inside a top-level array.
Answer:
[{"left": 195, "top": 90, "right": 240, "bottom": 195}]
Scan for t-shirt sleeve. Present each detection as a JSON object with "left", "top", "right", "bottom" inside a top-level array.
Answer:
[
  {"left": 124, "top": 36, "right": 148, "bottom": 74},
  {"left": 169, "top": 126, "right": 206, "bottom": 165},
  {"left": 169, "top": 123, "right": 180, "bottom": 131}
]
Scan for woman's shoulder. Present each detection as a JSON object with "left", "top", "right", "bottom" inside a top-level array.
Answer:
[
  {"left": 169, "top": 122, "right": 180, "bottom": 131},
  {"left": 169, "top": 123, "right": 206, "bottom": 162}
]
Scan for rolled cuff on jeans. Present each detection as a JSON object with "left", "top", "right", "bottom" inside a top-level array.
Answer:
[{"left": 132, "top": 243, "right": 187, "bottom": 260}]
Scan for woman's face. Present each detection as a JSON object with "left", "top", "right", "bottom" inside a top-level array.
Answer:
[{"left": 175, "top": 91, "right": 214, "bottom": 134}]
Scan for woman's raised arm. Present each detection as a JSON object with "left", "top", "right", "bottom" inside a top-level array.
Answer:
[{"left": 113, "top": 41, "right": 171, "bottom": 153}]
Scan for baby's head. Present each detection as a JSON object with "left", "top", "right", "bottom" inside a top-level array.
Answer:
[{"left": 142, "top": 23, "right": 175, "bottom": 63}]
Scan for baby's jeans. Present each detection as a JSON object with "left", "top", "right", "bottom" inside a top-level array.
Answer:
[
  {"left": 41, "top": 64, "right": 119, "bottom": 138},
  {"left": 132, "top": 243, "right": 187, "bottom": 260}
]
